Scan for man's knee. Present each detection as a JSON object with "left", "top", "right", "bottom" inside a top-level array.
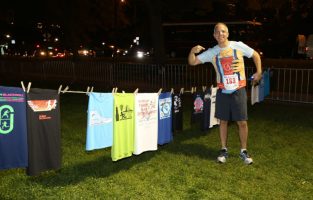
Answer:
[{"left": 237, "top": 121, "right": 247, "bottom": 128}]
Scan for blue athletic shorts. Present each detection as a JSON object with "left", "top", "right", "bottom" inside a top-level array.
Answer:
[{"left": 215, "top": 87, "right": 248, "bottom": 121}]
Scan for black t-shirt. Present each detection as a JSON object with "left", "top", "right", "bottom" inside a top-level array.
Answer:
[
  {"left": 202, "top": 89, "right": 212, "bottom": 131},
  {"left": 172, "top": 93, "right": 183, "bottom": 132},
  {"left": 26, "top": 88, "right": 61, "bottom": 176},
  {"left": 191, "top": 92, "right": 204, "bottom": 129}
]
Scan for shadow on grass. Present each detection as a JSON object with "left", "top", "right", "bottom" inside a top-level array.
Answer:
[
  {"left": 30, "top": 126, "right": 218, "bottom": 188},
  {"left": 29, "top": 150, "right": 156, "bottom": 187}
]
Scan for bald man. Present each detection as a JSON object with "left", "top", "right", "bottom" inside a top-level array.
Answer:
[{"left": 188, "top": 22, "right": 262, "bottom": 164}]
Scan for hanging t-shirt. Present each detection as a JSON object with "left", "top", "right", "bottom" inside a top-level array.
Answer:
[
  {"left": 158, "top": 92, "right": 173, "bottom": 145},
  {"left": 209, "top": 87, "right": 220, "bottom": 128},
  {"left": 263, "top": 69, "right": 270, "bottom": 97},
  {"left": 191, "top": 91, "right": 204, "bottom": 128},
  {"left": 172, "top": 93, "right": 183, "bottom": 132},
  {"left": 26, "top": 88, "right": 61, "bottom": 176},
  {"left": 251, "top": 84, "right": 259, "bottom": 105},
  {"left": 134, "top": 93, "right": 158, "bottom": 155},
  {"left": 202, "top": 89, "right": 211, "bottom": 131},
  {"left": 258, "top": 74, "right": 265, "bottom": 102},
  {"left": 86, "top": 92, "right": 113, "bottom": 151},
  {"left": 0, "top": 86, "right": 28, "bottom": 170},
  {"left": 112, "top": 93, "right": 134, "bottom": 161}
]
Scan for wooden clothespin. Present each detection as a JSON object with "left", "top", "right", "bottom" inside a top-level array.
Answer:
[
  {"left": 170, "top": 88, "right": 174, "bottom": 94},
  {"left": 90, "top": 87, "right": 94, "bottom": 93},
  {"left": 62, "top": 86, "right": 69, "bottom": 93},
  {"left": 158, "top": 88, "right": 162, "bottom": 96},
  {"left": 86, "top": 86, "right": 90, "bottom": 96},
  {"left": 115, "top": 87, "right": 118, "bottom": 93},
  {"left": 134, "top": 88, "right": 139, "bottom": 94},
  {"left": 26, "top": 82, "right": 32, "bottom": 93},
  {"left": 21, "top": 81, "right": 26, "bottom": 92},
  {"left": 180, "top": 88, "right": 184, "bottom": 94},
  {"left": 194, "top": 87, "right": 197, "bottom": 93},
  {"left": 58, "top": 85, "right": 63, "bottom": 94},
  {"left": 202, "top": 86, "right": 207, "bottom": 92}
]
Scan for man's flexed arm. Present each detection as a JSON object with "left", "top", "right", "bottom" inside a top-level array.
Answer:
[{"left": 188, "top": 45, "right": 205, "bottom": 66}]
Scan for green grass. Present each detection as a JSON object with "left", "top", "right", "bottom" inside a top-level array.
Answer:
[{"left": 1, "top": 94, "right": 313, "bottom": 200}]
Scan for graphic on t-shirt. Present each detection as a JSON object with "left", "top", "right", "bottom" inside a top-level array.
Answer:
[
  {"left": 193, "top": 96, "right": 203, "bottom": 113},
  {"left": 220, "top": 56, "right": 234, "bottom": 75},
  {"left": 0, "top": 93, "right": 24, "bottom": 102},
  {"left": 137, "top": 99, "right": 157, "bottom": 121},
  {"left": 173, "top": 95, "right": 181, "bottom": 113},
  {"left": 0, "top": 105, "right": 14, "bottom": 134},
  {"left": 27, "top": 100, "right": 57, "bottom": 112},
  {"left": 89, "top": 110, "right": 112, "bottom": 125},
  {"left": 115, "top": 104, "right": 133, "bottom": 121},
  {"left": 159, "top": 97, "right": 171, "bottom": 119}
]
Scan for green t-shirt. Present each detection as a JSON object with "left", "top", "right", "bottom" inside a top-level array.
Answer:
[{"left": 112, "top": 93, "right": 135, "bottom": 161}]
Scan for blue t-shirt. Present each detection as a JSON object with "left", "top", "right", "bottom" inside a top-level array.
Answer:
[
  {"left": 86, "top": 92, "right": 113, "bottom": 151},
  {"left": 263, "top": 69, "right": 270, "bottom": 97},
  {"left": 158, "top": 92, "right": 173, "bottom": 145},
  {"left": 0, "top": 86, "right": 28, "bottom": 170}
]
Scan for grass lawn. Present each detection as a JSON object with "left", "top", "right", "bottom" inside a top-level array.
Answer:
[{"left": 1, "top": 94, "right": 313, "bottom": 200}]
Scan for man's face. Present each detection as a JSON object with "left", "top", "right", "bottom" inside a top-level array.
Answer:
[{"left": 213, "top": 24, "right": 229, "bottom": 44}]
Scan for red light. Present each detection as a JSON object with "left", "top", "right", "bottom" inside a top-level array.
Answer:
[{"left": 36, "top": 44, "right": 40, "bottom": 48}]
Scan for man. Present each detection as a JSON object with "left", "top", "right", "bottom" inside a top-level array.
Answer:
[{"left": 188, "top": 22, "right": 262, "bottom": 164}]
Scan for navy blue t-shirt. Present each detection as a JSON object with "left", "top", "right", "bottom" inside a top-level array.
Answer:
[{"left": 0, "top": 86, "right": 28, "bottom": 170}]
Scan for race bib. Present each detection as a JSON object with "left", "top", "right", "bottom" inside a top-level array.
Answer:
[{"left": 222, "top": 74, "right": 239, "bottom": 90}]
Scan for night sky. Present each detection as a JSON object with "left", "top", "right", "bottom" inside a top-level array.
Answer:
[{"left": 1, "top": 0, "right": 313, "bottom": 58}]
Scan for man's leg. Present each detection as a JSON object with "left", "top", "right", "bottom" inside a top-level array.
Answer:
[
  {"left": 219, "top": 120, "right": 229, "bottom": 148},
  {"left": 237, "top": 120, "right": 253, "bottom": 164},
  {"left": 237, "top": 120, "right": 248, "bottom": 149}
]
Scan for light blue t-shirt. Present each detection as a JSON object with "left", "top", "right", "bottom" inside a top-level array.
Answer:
[
  {"left": 86, "top": 92, "right": 113, "bottom": 151},
  {"left": 197, "top": 41, "right": 254, "bottom": 64}
]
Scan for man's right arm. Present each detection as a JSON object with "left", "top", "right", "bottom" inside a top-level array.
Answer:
[{"left": 188, "top": 45, "right": 205, "bottom": 66}]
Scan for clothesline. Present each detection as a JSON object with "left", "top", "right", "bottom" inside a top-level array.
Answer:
[{"left": 20, "top": 81, "right": 214, "bottom": 96}]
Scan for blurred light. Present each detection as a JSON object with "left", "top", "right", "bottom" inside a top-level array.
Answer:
[
  {"left": 102, "top": 42, "right": 105, "bottom": 46},
  {"left": 11, "top": 40, "right": 15, "bottom": 44},
  {"left": 109, "top": 45, "right": 115, "bottom": 49},
  {"left": 36, "top": 44, "right": 40, "bottom": 48},
  {"left": 54, "top": 38, "right": 59, "bottom": 42},
  {"left": 40, "top": 51, "right": 46, "bottom": 56},
  {"left": 137, "top": 51, "right": 144, "bottom": 58},
  {"left": 5, "top": 34, "right": 11, "bottom": 39}
]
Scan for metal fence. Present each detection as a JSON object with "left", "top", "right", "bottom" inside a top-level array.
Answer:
[{"left": 1, "top": 59, "right": 312, "bottom": 104}]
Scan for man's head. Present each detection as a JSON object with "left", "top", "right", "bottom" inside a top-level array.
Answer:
[{"left": 213, "top": 22, "right": 229, "bottom": 46}]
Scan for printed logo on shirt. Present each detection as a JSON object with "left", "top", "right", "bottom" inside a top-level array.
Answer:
[
  {"left": 89, "top": 111, "right": 112, "bottom": 125},
  {"left": 0, "top": 93, "right": 24, "bottom": 102},
  {"left": 27, "top": 99, "right": 57, "bottom": 112},
  {"left": 159, "top": 97, "right": 171, "bottom": 120},
  {"left": 0, "top": 105, "right": 14, "bottom": 134},
  {"left": 194, "top": 96, "right": 203, "bottom": 113},
  {"left": 173, "top": 95, "right": 181, "bottom": 113},
  {"left": 220, "top": 56, "right": 234, "bottom": 75},
  {"left": 137, "top": 99, "right": 157, "bottom": 122},
  {"left": 115, "top": 104, "right": 133, "bottom": 121},
  {"left": 39, "top": 114, "right": 52, "bottom": 120}
]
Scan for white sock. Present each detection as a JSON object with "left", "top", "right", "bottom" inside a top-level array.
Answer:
[{"left": 241, "top": 149, "right": 247, "bottom": 153}]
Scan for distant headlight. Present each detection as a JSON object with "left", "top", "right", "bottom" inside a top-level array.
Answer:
[{"left": 137, "top": 51, "right": 144, "bottom": 58}]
